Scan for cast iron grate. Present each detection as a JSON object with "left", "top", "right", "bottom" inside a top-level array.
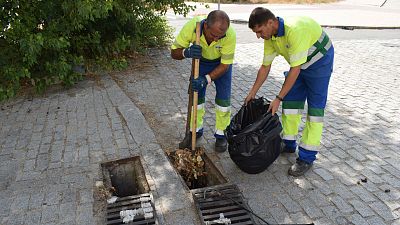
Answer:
[
  {"left": 106, "top": 193, "right": 156, "bottom": 225},
  {"left": 192, "top": 184, "right": 256, "bottom": 225}
]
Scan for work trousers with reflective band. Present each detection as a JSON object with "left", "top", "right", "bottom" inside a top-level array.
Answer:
[
  {"left": 282, "top": 46, "right": 334, "bottom": 163},
  {"left": 190, "top": 60, "right": 232, "bottom": 138}
]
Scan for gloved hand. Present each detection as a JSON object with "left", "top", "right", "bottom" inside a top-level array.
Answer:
[
  {"left": 192, "top": 76, "right": 208, "bottom": 92},
  {"left": 183, "top": 44, "right": 202, "bottom": 59}
]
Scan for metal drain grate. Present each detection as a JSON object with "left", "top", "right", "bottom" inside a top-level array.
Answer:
[
  {"left": 192, "top": 184, "right": 256, "bottom": 225},
  {"left": 106, "top": 193, "right": 156, "bottom": 225}
]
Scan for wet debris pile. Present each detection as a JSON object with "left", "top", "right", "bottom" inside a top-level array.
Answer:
[{"left": 167, "top": 147, "right": 207, "bottom": 189}]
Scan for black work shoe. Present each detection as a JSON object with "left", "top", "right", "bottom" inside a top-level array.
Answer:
[
  {"left": 214, "top": 137, "right": 227, "bottom": 153},
  {"left": 280, "top": 142, "right": 296, "bottom": 153},
  {"left": 178, "top": 133, "right": 202, "bottom": 149},
  {"left": 288, "top": 158, "right": 313, "bottom": 177}
]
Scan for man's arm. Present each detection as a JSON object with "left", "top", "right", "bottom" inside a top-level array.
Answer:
[
  {"left": 268, "top": 65, "right": 301, "bottom": 115},
  {"left": 208, "top": 63, "right": 230, "bottom": 80},
  {"left": 277, "top": 66, "right": 301, "bottom": 99},
  {"left": 170, "top": 18, "right": 200, "bottom": 60},
  {"left": 171, "top": 48, "right": 185, "bottom": 60},
  {"left": 245, "top": 64, "right": 271, "bottom": 104},
  {"left": 192, "top": 63, "right": 231, "bottom": 92}
]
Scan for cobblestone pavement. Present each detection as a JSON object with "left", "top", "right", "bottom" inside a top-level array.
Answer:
[
  {"left": 1, "top": 24, "right": 400, "bottom": 225},
  {"left": 112, "top": 22, "right": 400, "bottom": 224},
  {"left": 0, "top": 76, "right": 198, "bottom": 225},
  {"left": 0, "top": 78, "right": 145, "bottom": 225}
]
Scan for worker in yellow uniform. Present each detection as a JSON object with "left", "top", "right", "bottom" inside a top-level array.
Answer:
[
  {"left": 245, "top": 7, "right": 334, "bottom": 176},
  {"left": 171, "top": 10, "right": 236, "bottom": 152}
]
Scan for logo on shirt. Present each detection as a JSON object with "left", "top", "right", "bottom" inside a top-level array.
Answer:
[{"left": 215, "top": 45, "right": 222, "bottom": 49}]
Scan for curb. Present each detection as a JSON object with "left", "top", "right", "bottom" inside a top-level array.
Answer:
[
  {"left": 103, "top": 75, "right": 199, "bottom": 225},
  {"left": 230, "top": 19, "right": 400, "bottom": 30},
  {"left": 321, "top": 25, "right": 400, "bottom": 30}
]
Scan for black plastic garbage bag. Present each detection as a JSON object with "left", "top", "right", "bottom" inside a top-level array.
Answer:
[{"left": 226, "top": 97, "right": 282, "bottom": 174}]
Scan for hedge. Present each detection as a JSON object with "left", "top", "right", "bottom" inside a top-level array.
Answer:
[{"left": 0, "top": 0, "right": 194, "bottom": 100}]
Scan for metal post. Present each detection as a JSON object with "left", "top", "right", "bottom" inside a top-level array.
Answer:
[{"left": 218, "top": 0, "right": 220, "bottom": 10}]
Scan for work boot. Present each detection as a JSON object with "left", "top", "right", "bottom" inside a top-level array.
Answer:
[
  {"left": 288, "top": 158, "right": 313, "bottom": 177},
  {"left": 178, "top": 132, "right": 202, "bottom": 149},
  {"left": 214, "top": 137, "right": 227, "bottom": 153},
  {"left": 280, "top": 142, "right": 296, "bottom": 154}
]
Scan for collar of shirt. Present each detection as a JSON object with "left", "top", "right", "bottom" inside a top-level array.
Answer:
[
  {"left": 200, "top": 19, "right": 206, "bottom": 35},
  {"left": 272, "top": 17, "right": 285, "bottom": 40}
]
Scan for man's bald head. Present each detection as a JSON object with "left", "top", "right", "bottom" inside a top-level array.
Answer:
[{"left": 206, "top": 10, "right": 230, "bottom": 31}]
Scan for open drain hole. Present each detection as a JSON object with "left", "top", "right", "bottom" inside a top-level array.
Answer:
[
  {"left": 102, "top": 156, "right": 150, "bottom": 197},
  {"left": 167, "top": 147, "right": 227, "bottom": 189},
  {"left": 101, "top": 157, "right": 156, "bottom": 225}
]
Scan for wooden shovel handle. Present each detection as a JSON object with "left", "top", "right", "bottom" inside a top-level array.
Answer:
[{"left": 191, "top": 22, "right": 200, "bottom": 151}]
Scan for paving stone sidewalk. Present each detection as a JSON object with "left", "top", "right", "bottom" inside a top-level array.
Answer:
[
  {"left": 112, "top": 37, "right": 400, "bottom": 225},
  {"left": 0, "top": 76, "right": 198, "bottom": 225},
  {"left": 1, "top": 31, "right": 400, "bottom": 225}
]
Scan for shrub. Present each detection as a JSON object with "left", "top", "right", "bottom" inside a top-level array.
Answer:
[{"left": 0, "top": 0, "right": 193, "bottom": 100}]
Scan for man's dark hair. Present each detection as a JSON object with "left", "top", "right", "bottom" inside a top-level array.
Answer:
[
  {"left": 207, "top": 10, "right": 230, "bottom": 27},
  {"left": 248, "top": 7, "right": 276, "bottom": 29}
]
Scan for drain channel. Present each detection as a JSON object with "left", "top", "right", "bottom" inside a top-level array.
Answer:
[
  {"left": 192, "top": 184, "right": 256, "bottom": 225},
  {"left": 101, "top": 156, "right": 157, "bottom": 224},
  {"left": 106, "top": 193, "right": 156, "bottom": 225},
  {"left": 167, "top": 149, "right": 227, "bottom": 189},
  {"left": 102, "top": 156, "right": 150, "bottom": 197}
]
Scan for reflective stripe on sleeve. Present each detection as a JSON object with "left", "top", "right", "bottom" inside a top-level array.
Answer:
[
  {"left": 290, "top": 50, "right": 308, "bottom": 65},
  {"left": 221, "top": 53, "right": 234, "bottom": 61},
  {"left": 263, "top": 52, "right": 277, "bottom": 65}
]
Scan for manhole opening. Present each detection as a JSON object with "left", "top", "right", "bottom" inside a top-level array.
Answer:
[
  {"left": 192, "top": 184, "right": 256, "bottom": 225},
  {"left": 102, "top": 156, "right": 150, "bottom": 197},
  {"left": 167, "top": 148, "right": 227, "bottom": 189}
]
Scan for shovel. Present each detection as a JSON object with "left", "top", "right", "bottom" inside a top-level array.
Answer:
[
  {"left": 180, "top": 22, "right": 201, "bottom": 151},
  {"left": 191, "top": 21, "right": 201, "bottom": 151}
]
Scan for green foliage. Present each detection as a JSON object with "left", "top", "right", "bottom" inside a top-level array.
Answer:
[
  {"left": 0, "top": 0, "right": 194, "bottom": 100},
  {"left": 111, "top": 58, "right": 129, "bottom": 71}
]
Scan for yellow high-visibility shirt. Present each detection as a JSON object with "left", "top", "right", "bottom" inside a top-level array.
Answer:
[
  {"left": 171, "top": 16, "right": 236, "bottom": 65},
  {"left": 262, "top": 16, "right": 322, "bottom": 67}
]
